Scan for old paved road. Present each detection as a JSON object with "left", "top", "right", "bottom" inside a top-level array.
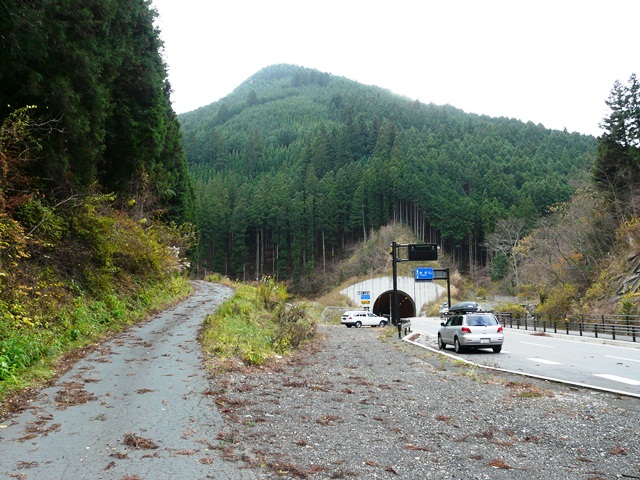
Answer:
[{"left": 0, "top": 281, "right": 258, "bottom": 480}]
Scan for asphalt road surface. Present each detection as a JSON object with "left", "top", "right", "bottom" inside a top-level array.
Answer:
[
  {"left": 0, "top": 281, "right": 258, "bottom": 480},
  {"left": 409, "top": 316, "right": 640, "bottom": 398}
]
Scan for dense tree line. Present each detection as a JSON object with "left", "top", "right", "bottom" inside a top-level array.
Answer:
[
  {"left": 0, "top": 0, "right": 194, "bottom": 222},
  {"left": 181, "top": 65, "right": 597, "bottom": 290}
]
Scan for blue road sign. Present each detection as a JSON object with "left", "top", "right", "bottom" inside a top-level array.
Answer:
[{"left": 414, "top": 267, "right": 434, "bottom": 281}]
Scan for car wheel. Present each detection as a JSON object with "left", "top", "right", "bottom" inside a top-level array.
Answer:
[
  {"left": 355, "top": 321, "right": 362, "bottom": 328},
  {"left": 454, "top": 337, "right": 464, "bottom": 353},
  {"left": 438, "top": 334, "right": 446, "bottom": 350},
  {"left": 492, "top": 345, "right": 502, "bottom": 353},
  {"left": 379, "top": 320, "right": 386, "bottom": 327}
]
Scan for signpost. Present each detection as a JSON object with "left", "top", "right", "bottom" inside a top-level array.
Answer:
[
  {"left": 391, "top": 242, "right": 450, "bottom": 338},
  {"left": 358, "top": 291, "right": 371, "bottom": 309}
]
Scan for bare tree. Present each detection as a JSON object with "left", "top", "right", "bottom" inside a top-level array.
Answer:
[
  {"left": 518, "top": 189, "right": 617, "bottom": 299},
  {"left": 485, "top": 217, "right": 527, "bottom": 288}
]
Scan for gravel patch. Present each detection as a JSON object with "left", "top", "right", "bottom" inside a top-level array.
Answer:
[{"left": 211, "top": 325, "right": 640, "bottom": 479}]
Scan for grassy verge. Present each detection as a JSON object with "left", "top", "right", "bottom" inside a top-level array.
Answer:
[
  {"left": 0, "top": 276, "right": 192, "bottom": 401},
  {"left": 1, "top": 189, "right": 198, "bottom": 406},
  {"left": 200, "top": 277, "right": 317, "bottom": 369}
]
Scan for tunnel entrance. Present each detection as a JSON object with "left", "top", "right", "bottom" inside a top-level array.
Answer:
[{"left": 373, "top": 290, "right": 416, "bottom": 321}]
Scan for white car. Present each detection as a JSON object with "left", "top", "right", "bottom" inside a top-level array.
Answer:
[
  {"left": 438, "top": 312, "right": 504, "bottom": 353},
  {"left": 341, "top": 311, "right": 387, "bottom": 328}
]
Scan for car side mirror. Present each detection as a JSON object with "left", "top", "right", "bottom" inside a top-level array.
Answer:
[{"left": 440, "top": 322, "right": 445, "bottom": 326}]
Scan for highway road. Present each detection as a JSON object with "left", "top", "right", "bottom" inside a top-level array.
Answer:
[{"left": 408, "top": 316, "right": 640, "bottom": 398}]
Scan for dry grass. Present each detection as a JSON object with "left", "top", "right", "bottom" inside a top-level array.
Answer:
[{"left": 503, "top": 381, "right": 554, "bottom": 398}]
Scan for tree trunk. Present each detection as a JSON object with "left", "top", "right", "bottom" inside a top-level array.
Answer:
[
  {"left": 322, "top": 230, "right": 326, "bottom": 273},
  {"left": 256, "top": 229, "right": 260, "bottom": 281},
  {"left": 361, "top": 208, "right": 367, "bottom": 242}
]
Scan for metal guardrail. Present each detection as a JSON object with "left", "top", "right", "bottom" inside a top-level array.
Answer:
[
  {"left": 495, "top": 312, "right": 639, "bottom": 343},
  {"left": 399, "top": 318, "right": 412, "bottom": 336}
]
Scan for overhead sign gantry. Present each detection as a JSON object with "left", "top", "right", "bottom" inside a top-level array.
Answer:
[{"left": 390, "top": 242, "right": 451, "bottom": 338}]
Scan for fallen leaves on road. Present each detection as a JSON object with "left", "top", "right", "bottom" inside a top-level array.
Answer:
[
  {"left": 54, "top": 381, "right": 97, "bottom": 409},
  {"left": 123, "top": 432, "right": 158, "bottom": 449}
]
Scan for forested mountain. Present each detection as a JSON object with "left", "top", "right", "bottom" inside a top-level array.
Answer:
[
  {"left": 0, "top": 0, "right": 194, "bottom": 222},
  {"left": 180, "top": 64, "right": 597, "bottom": 290}
]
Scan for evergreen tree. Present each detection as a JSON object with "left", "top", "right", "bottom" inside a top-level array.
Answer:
[
  {"left": 594, "top": 74, "right": 640, "bottom": 219},
  {"left": 0, "top": 0, "right": 194, "bottom": 223}
]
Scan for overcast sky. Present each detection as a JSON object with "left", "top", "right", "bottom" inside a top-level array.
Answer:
[{"left": 151, "top": 0, "right": 639, "bottom": 137}]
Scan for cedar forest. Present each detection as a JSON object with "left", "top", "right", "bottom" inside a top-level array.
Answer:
[{"left": 180, "top": 64, "right": 598, "bottom": 292}]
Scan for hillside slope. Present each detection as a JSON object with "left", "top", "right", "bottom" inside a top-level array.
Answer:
[{"left": 179, "top": 64, "right": 597, "bottom": 290}]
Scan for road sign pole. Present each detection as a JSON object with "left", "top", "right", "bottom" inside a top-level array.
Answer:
[
  {"left": 446, "top": 267, "right": 451, "bottom": 308},
  {"left": 391, "top": 242, "right": 399, "bottom": 337}
]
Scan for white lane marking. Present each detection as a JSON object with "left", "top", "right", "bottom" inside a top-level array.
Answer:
[
  {"left": 403, "top": 335, "right": 640, "bottom": 398},
  {"left": 526, "top": 358, "right": 561, "bottom": 365},
  {"left": 604, "top": 355, "right": 640, "bottom": 363},
  {"left": 593, "top": 374, "right": 640, "bottom": 386},
  {"left": 519, "top": 341, "right": 554, "bottom": 348}
]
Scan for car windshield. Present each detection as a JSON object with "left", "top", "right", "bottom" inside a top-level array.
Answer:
[{"left": 465, "top": 315, "right": 497, "bottom": 326}]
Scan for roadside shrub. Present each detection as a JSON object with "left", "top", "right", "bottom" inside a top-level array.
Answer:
[
  {"left": 201, "top": 286, "right": 272, "bottom": 365},
  {"left": 201, "top": 281, "right": 317, "bottom": 366},
  {"left": 535, "top": 284, "right": 578, "bottom": 320},
  {"left": 618, "top": 292, "right": 640, "bottom": 315},
  {"left": 13, "top": 197, "right": 66, "bottom": 244},
  {"left": 271, "top": 303, "right": 317, "bottom": 351},
  {"left": 68, "top": 195, "right": 194, "bottom": 288},
  {"left": 257, "top": 276, "right": 288, "bottom": 309},
  {"left": 0, "top": 214, "right": 29, "bottom": 282},
  {"left": 493, "top": 302, "right": 528, "bottom": 319}
]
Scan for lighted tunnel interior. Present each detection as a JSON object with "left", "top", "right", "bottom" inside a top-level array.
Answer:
[{"left": 372, "top": 290, "right": 416, "bottom": 320}]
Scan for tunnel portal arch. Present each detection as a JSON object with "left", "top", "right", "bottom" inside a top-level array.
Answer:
[
  {"left": 372, "top": 290, "right": 416, "bottom": 319},
  {"left": 340, "top": 276, "right": 444, "bottom": 319}
]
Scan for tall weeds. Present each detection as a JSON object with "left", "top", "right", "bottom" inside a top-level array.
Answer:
[{"left": 201, "top": 278, "right": 316, "bottom": 366}]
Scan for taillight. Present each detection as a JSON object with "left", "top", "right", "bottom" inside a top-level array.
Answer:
[
  {"left": 497, "top": 326, "right": 503, "bottom": 333},
  {"left": 461, "top": 327, "right": 471, "bottom": 333}
]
